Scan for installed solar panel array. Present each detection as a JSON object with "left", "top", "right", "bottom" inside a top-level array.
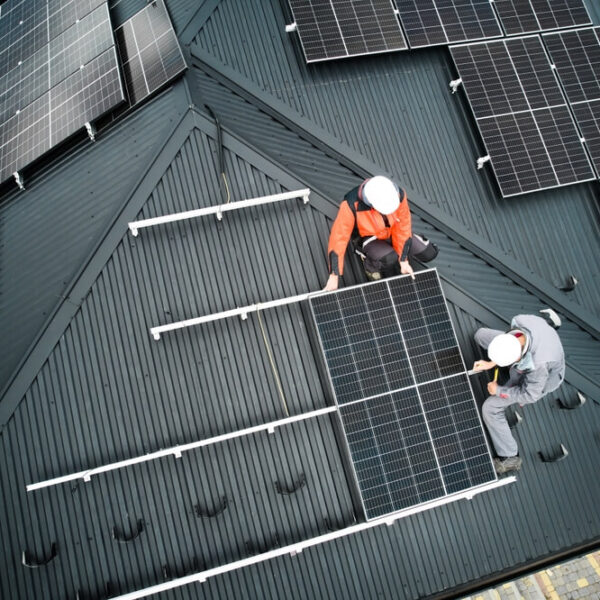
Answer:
[
  {"left": 543, "top": 27, "right": 600, "bottom": 177},
  {"left": 115, "top": 0, "right": 186, "bottom": 106},
  {"left": 450, "top": 36, "right": 595, "bottom": 197},
  {"left": 0, "top": 0, "right": 125, "bottom": 184},
  {"left": 309, "top": 270, "right": 496, "bottom": 520}
]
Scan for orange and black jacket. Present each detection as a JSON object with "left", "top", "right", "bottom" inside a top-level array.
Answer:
[{"left": 328, "top": 183, "right": 412, "bottom": 276}]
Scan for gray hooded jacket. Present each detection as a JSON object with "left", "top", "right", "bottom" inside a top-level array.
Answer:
[{"left": 497, "top": 314, "right": 565, "bottom": 405}]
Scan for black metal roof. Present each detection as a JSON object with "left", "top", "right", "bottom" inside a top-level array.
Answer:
[{"left": 1, "top": 1, "right": 599, "bottom": 599}]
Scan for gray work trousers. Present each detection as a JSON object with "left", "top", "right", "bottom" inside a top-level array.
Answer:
[{"left": 475, "top": 327, "right": 522, "bottom": 457}]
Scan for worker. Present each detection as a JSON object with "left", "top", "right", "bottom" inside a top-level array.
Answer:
[
  {"left": 324, "top": 176, "right": 438, "bottom": 291},
  {"left": 473, "top": 314, "right": 565, "bottom": 474}
]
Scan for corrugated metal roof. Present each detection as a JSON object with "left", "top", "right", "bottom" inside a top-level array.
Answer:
[{"left": 1, "top": 1, "right": 599, "bottom": 598}]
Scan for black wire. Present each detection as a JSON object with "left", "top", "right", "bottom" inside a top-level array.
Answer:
[{"left": 204, "top": 104, "right": 228, "bottom": 205}]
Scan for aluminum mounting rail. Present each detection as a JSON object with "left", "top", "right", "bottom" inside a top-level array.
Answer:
[
  {"left": 110, "top": 477, "right": 516, "bottom": 600},
  {"left": 150, "top": 291, "right": 315, "bottom": 340},
  {"left": 128, "top": 188, "right": 310, "bottom": 236},
  {"left": 26, "top": 406, "right": 336, "bottom": 492}
]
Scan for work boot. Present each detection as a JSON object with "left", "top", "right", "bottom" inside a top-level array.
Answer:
[
  {"left": 365, "top": 270, "right": 382, "bottom": 281},
  {"left": 493, "top": 456, "right": 522, "bottom": 474}
]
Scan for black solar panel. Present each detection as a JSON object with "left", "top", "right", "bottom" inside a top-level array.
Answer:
[
  {"left": 310, "top": 270, "right": 496, "bottom": 520},
  {"left": 395, "top": 0, "right": 502, "bottom": 48},
  {"left": 450, "top": 36, "right": 595, "bottom": 196},
  {"left": 543, "top": 27, "right": 600, "bottom": 177},
  {"left": 0, "top": 93, "right": 50, "bottom": 183},
  {"left": 0, "top": 0, "right": 124, "bottom": 184},
  {"left": 494, "top": 0, "right": 591, "bottom": 36},
  {"left": 287, "top": 0, "right": 407, "bottom": 63},
  {"left": 48, "top": 3, "right": 114, "bottom": 87},
  {"left": 50, "top": 47, "right": 125, "bottom": 145},
  {"left": 115, "top": 0, "right": 186, "bottom": 106},
  {"left": 47, "top": 0, "right": 106, "bottom": 40}
]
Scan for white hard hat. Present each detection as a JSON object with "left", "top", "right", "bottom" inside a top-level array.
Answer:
[
  {"left": 488, "top": 334, "right": 522, "bottom": 367},
  {"left": 362, "top": 176, "right": 400, "bottom": 215}
]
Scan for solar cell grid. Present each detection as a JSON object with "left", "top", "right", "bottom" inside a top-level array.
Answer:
[
  {"left": 50, "top": 46, "right": 124, "bottom": 145},
  {"left": 115, "top": 0, "right": 187, "bottom": 106},
  {"left": 572, "top": 100, "right": 600, "bottom": 176},
  {"left": 395, "top": 0, "right": 502, "bottom": 49},
  {"left": 0, "top": 44, "right": 48, "bottom": 124},
  {"left": 48, "top": 4, "right": 114, "bottom": 87},
  {"left": 287, "top": 0, "right": 407, "bottom": 63},
  {"left": 310, "top": 270, "right": 496, "bottom": 520},
  {"left": 47, "top": 0, "right": 105, "bottom": 40},
  {"left": 543, "top": 28, "right": 600, "bottom": 105},
  {"left": 495, "top": 0, "right": 591, "bottom": 36}
]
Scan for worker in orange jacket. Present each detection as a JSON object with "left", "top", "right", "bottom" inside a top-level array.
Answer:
[{"left": 324, "top": 176, "right": 437, "bottom": 291}]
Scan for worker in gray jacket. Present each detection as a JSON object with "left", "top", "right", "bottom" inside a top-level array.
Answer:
[{"left": 472, "top": 314, "right": 565, "bottom": 474}]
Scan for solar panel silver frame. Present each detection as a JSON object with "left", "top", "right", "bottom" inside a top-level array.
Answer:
[
  {"left": 309, "top": 268, "right": 497, "bottom": 521},
  {"left": 450, "top": 35, "right": 596, "bottom": 197}
]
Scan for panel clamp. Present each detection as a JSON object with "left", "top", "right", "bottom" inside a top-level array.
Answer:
[
  {"left": 477, "top": 155, "right": 490, "bottom": 169},
  {"left": 285, "top": 22, "right": 297, "bottom": 33},
  {"left": 449, "top": 78, "right": 462, "bottom": 94},
  {"left": 85, "top": 122, "right": 96, "bottom": 142},
  {"left": 13, "top": 171, "right": 25, "bottom": 190}
]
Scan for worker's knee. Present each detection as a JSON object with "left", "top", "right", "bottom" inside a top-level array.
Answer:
[
  {"left": 482, "top": 397, "right": 502, "bottom": 425},
  {"left": 380, "top": 249, "right": 398, "bottom": 269}
]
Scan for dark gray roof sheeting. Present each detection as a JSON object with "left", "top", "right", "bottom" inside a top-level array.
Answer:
[{"left": 1, "top": 1, "right": 599, "bottom": 599}]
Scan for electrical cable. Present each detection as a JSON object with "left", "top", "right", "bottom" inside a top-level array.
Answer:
[{"left": 257, "top": 308, "right": 289, "bottom": 417}]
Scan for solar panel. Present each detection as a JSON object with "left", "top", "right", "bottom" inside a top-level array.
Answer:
[
  {"left": 494, "top": 0, "right": 591, "bottom": 36},
  {"left": 543, "top": 27, "right": 600, "bottom": 177},
  {"left": 48, "top": 3, "right": 114, "bottom": 87},
  {"left": 0, "top": 0, "right": 125, "bottom": 184},
  {"left": 48, "top": 0, "right": 106, "bottom": 40},
  {"left": 450, "top": 36, "right": 595, "bottom": 196},
  {"left": 310, "top": 270, "right": 496, "bottom": 520},
  {"left": 287, "top": 0, "right": 407, "bottom": 63},
  {"left": 50, "top": 47, "right": 125, "bottom": 145},
  {"left": 0, "top": 93, "right": 50, "bottom": 183},
  {"left": 395, "top": 0, "right": 502, "bottom": 48},
  {"left": 115, "top": 0, "right": 187, "bottom": 106}
]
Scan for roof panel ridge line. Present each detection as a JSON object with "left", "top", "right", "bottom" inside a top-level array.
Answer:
[
  {"left": 26, "top": 406, "right": 338, "bottom": 492},
  {"left": 187, "top": 106, "right": 339, "bottom": 219},
  {"left": 188, "top": 49, "right": 600, "bottom": 340},
  {"left": 0, "top": 103, "right": 194, "bottom": 428},
  {"left": 178, "top": 0, "right": 221, "bottom": 47},
  {"left": 108, "top": 477, "right": 516, "bottom": 600}
]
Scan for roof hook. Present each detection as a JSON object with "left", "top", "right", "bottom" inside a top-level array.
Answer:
[
  {"left": 194, "top": 496, "right": 228, "bottom": 518},
  {"left": 557, "top": 392, "right": 586, "bottom": 410},
  {"left": 112, "top": 518, "right": 144, "bottom": 543},
  {"left": 274, "top": 473, "right": 306, "bottom": 495},
  {"left": 22, "top": 541, "right": 57, "bottom": 568},
  {"left": 538, "top": 443, "right": 569, "bottom": 463},
  {"left": 539, "top": 308, "right": 561, "bottom": 328},
  {"left": 559, "top": 275, "right": 577, "bottom": 292}
]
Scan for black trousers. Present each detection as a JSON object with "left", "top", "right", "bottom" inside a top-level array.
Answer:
[{"left": 358, "top": 235, "right": 435, "bottom": 276}]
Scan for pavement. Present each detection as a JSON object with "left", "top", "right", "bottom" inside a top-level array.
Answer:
[{"left": 460, "top": 551, "right": 600, "bottom": 600}]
